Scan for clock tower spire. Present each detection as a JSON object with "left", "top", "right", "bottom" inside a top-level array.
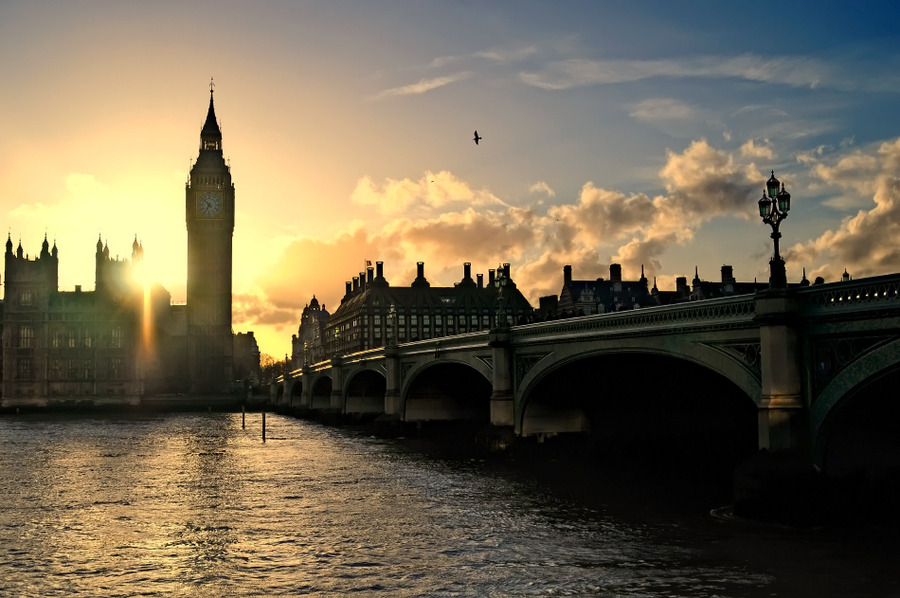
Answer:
[{"left": 186, "top": 80, "right": 234, "bottom": 394}]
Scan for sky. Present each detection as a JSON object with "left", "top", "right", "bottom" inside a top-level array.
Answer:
[{"left": 2, "top": 1, "right": 900, "bottom": 359}]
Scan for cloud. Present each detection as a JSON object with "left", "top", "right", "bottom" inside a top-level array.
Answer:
[
  {"left": 519, "top": 53, "right": 828, "bottom": 91},
  {"left": 740, "top": 139, "right": 775, "bottom": 160},
  {"left": 549, "top": 184, "right": 655, "bottom": 247},
  {"left": 788, "top": 138, "right": 900, "bottom": 280},
  {"left": 370, "top": 72, "right": 470, "bottom": 100},
  {"left": 351, "top": 170, "right": 505, "bottom": 214},
  {"left": 430, "top": 45, "right": 538, "bottom": 68},
  {"left": 629, "top": 98, "right": 696, "bottom": 123},
  {"left": 529, "top": 181, "right": 555, "bottom": 197},
  {"left": 657, "top": 139, "right": 760, "bottom": 220}
]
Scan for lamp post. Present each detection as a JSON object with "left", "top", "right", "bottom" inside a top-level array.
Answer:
[
  {"left": 758, "top": 170, "right": 792, "bottom": 288},
  {"left": 495, "top": 275, "right": 508, "bottom": 328},
  {"left": 388, "top": 304, "right": 397, "bottom": 347}
]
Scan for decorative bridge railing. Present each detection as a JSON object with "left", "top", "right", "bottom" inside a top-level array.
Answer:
[
  {"left": 799, "top": 273, "right": 900, "bottom": 316},
  {"left": 511, "top": 294, "right": 757, "bottom": 343}
]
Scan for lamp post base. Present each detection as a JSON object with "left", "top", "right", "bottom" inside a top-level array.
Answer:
[{"left": 769, "top": 257, "right": 787, "bottom": 289}]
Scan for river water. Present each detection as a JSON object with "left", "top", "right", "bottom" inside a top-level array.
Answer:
[{"left": 1, "top": 412, "right": 897, "bottom": 597}]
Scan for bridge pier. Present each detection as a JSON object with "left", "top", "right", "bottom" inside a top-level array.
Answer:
[
  {"left": 384, "top": 346, "right": 401, "bottom": 416},
  {"left": 755, "top": 291, "right": 808, "bottom": 452},
  {"left": 299, "top": 366, "right": 312, "bottom": 409},
  {"left": 329, "top": 357, "right": 344, "bottom": 413},
  {"left": 489, "top": 329, "right": 515, "bottom": 427}
]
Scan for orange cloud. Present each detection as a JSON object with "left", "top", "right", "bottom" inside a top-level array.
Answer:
[{"left": 788, "top": 138, "right": 900, "bottom": 280}]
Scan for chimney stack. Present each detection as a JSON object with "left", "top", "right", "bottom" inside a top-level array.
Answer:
[
  {"left": 610, "top": 263, "right": 622, "bottom": 283},
  {"left": 721, "top": 265, "right": 734, "bottom": 284}
]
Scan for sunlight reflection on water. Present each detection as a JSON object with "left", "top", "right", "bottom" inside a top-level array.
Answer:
[{"left": 0, "top": 412, "right": 895, "bottom": 597}]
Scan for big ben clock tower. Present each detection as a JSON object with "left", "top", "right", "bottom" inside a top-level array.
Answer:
[{"left": 186, "top": 81, "right": 234, "bottom": 394}]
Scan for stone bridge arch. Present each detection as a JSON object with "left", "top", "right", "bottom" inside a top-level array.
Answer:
[
  {"left": 309, "top": 373, "right": 333, "bottom": 410},
  {"left": 515, "top": 341, "right": 760, "bottom": 463},
  {"left": 401, "top": 358, "right": 492, "bottom": 422},
  {"left": 284, "top": 378, "right": 302, "bottom": 407},
  {"left": 517, "top": 336, "right": 762, "bottom": 421},
  {"left": 810, "top": 338, "right": 900, "bottom": 472},
  {"left": 343, "top": 365, "right": 387, "bottom": 416}
]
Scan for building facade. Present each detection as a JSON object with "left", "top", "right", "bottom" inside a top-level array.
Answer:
[
  {"left": 1, "top": 88, "right": 253, "bottom": 408},
  {"left": 291, "top": 296, "right": 330, "bottom": 369},
  {"left": 292, "top": 261, "right": 533, "bottom": 365}
]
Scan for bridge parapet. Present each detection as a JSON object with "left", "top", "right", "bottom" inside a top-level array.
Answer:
[
  {"left": 798, "top": 273, "right": 900, "bottom": 316},
  {"left": 511, "top": 294, "right": 757, "bottom": 343},
  {"left": 393, "top": 331, "right": 491, "bottom": 356}
]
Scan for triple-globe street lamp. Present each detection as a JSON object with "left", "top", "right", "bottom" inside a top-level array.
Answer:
[{"left": 758, "top": 170, "right": 792, "bottom": 288}]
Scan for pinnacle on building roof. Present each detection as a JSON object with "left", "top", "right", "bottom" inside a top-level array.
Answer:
[{"left": 200, "top": 80, "right": 222, "bottom": 149}]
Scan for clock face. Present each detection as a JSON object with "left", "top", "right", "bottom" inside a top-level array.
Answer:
[{"left": 197, "top": 192, "right": 222, "bottom": 217}]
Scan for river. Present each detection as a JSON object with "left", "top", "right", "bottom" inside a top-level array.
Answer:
[{"left": 0, "top": 412, "right": 897, "bottom": 597}]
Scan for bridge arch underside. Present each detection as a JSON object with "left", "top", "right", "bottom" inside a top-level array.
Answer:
[
  {"left": 310, "top": 375, "right": 333, "bottom": 410},
  {"left": 288, "top": 380, "right": 302, "bottom": 405},
  {"left": 403, "top": 362, "right": 491, "bottom": 424},
  {"left": 345, "top": 369, "right": 387, "bottom": 417},
  {"left": 520, "top": 352, "right": 758, "bottom": 470},
  {"left": 815, "top": 362, "right": 900, "bottom": 486}
]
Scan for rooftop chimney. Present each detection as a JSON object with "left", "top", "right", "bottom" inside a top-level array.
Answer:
[
  {"left": 610, "top": 263, "right": 622, "bottom": 283},
  {"left": 721, "top": 265, "right": 734, "bottom": 284},
  {"left": 563, "top": 265, "right": 572, "bottom": 285},
  {"left": 411, "top": 261, "right": 430, "bottom": 287}
]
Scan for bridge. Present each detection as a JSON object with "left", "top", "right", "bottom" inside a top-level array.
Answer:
[{"left": 272, "top": 274, "right": 900, "bottom": 473}]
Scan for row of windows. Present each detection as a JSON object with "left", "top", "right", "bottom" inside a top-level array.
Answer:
[
  {"left": 15, "top": 358, "right": 128, "bottom": 380},
  {"left": 11, "top": 326, "right": 124, "bottom": 349},
  {"left": 194, "top": 175, "right": 225, "bottom": 185}
]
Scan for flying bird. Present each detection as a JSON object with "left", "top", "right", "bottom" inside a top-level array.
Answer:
[{"left": 473, "top": 130, "right": 482, "bottom": 145}]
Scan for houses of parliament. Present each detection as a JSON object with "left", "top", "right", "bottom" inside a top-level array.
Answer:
[{"left": 0, "top": 88, "right": 259, "bottom": 409}]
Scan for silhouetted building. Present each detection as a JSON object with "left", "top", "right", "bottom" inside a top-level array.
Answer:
[
  {"left": 186, "top": 86, "right": 235, "bottom": 394},
  {"left": 294, "top": 261, "right": 532, "bottom": 361},
  {"left": 1, "top": 235, "right": 180, "bottom": 404},
  {"left": 558, "top": 263, "right": 654, "bottom": 315},
  {"left": 233, "top": 332, "right": 261, "bottom": 382},
  {"left": 291, "top": 296, "right": 330, "bottom": 368},
  {"left": 0, "top": 88, "right": 256, "bottom": 407}
]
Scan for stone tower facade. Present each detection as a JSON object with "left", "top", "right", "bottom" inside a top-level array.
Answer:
[{"left": 186, "top": 86, "right": 235, "bottom": 394}]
